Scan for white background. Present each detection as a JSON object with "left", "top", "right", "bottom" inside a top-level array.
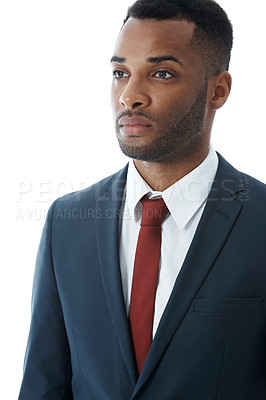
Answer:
[{"left": 0, "top": 0, "right": 265, "bottom": 398}]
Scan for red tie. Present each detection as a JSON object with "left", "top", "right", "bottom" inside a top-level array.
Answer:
[{"left": 129, "top": 197, "right": 169, "bottom": 374}]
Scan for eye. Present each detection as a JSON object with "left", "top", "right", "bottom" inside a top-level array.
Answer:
[
  {"left": 113, "top": 70, "right": 129, "bottom": 79},
  {"left": 154, "top": 71, "right": 174, "bottom": 79}
]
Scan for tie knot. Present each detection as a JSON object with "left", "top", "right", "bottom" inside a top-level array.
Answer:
[{"left": 140, "top": 197, "right": 169, "bottom": 226}]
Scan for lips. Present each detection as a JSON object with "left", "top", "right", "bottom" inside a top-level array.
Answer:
[
  {"left": 119, "top": 116, "right": 153, "bottom": 126},
  {"left": 118, "top": 116, "right": 153, "bottom": 136}
]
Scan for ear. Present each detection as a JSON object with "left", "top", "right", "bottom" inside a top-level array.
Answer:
[{"left": 208, "top": 71, "right": 232, "bottom": 111}]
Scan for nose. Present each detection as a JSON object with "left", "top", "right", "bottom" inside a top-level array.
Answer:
[{"left": 119, "top": 78, "right": 151, "bottom": 109}]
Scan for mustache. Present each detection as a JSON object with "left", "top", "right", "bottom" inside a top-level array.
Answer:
[{"left": 116, "top": 110, "right": 158, "bottom": 125}]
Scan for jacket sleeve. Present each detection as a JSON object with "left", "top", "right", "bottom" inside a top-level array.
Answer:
[{"left": 18, "top": 201, "right": 73, "bottom": 400}]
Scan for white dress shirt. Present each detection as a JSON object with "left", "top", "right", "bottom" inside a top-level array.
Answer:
[{"left": 119, "top": 146, "right": 219, "bottom": 337}]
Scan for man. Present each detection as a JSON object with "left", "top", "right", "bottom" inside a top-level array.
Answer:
[{"left": 19, "top": 0, "right": 266, "bottom": 399}]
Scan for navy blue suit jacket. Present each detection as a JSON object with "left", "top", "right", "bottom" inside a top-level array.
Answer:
[{"left": 19, "top": 154, "right": 266, "bottom": 399}]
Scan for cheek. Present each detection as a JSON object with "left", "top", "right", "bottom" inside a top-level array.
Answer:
[
  {"left": 151, "top": 95, "right": 180, "bottom": 118},
  {"left": 153, "top": 100, "right": 189, "bottom": 128},
  {"left": 110, "top": 84, "right": 122, "bottom": 111},
  {"left": 152, "top": 89, "right": 184, "bottom": 111},
  {"left": 110, "top": 89, "right": 118, "bottom": 113}
]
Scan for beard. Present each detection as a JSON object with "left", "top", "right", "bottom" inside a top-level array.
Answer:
[{"left": 115, "top": 80, "right": 208, "bottom": 163}]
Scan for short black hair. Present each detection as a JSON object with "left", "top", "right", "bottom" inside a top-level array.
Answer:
[{"left": 123, "top": 0, "right": 233, "bottom": 77}]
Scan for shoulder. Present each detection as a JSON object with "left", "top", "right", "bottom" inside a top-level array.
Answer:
[
  {"left": 240, "top": 171, "right": 266, "bottom": 199},
  {"left": 48, "top": 165, "right": 128, "bottom": 217},
  {"left": 217, "top": 152, "right": 266, "bottom": 191},
  {"left": 216, "top": 152, "right": 266, "bottom": 212}
]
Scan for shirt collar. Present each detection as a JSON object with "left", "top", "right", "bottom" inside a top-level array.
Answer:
[{"left": 124, "top": 145, "right": 219, "bottom": 229}]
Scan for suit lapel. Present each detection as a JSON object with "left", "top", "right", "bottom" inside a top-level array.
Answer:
[
  {"left": 94, "top": 165, "right": 138, "bottom": 385},
  {"left": 132, "top": 154, "right": 244, "bottom": 397}
]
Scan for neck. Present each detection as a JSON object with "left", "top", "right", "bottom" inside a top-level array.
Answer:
[{"left": 133, "top": 146, "right": 210, "bottom": 191}]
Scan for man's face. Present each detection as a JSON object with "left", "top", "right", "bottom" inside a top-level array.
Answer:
[{"left": 111, "top": 18, "right": 209, "bottom": 163}]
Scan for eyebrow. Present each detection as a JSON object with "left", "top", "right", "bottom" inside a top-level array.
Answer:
[
  {"left": 110, "top": 56, "right": 126, "bottom": 64},
  {"left": 110, "top": 55, "right": 183, "bottom": 67},
  {"left": 147, "top": 56, "right": 183, "bottom": 66}
]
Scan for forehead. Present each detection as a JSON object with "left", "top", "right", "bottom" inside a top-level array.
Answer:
[{"left": 113, "top": 18, "right": 198, "bottom": 65}]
